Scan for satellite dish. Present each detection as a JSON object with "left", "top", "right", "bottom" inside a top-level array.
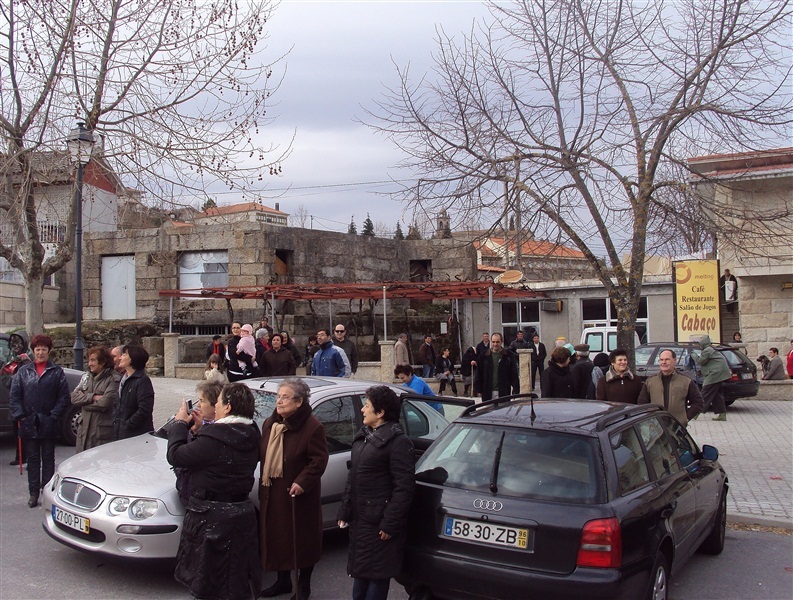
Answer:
[{"left": 495, "top": 269, "right": 524, "bottom": 284}]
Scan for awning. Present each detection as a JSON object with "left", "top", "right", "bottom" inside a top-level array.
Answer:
[{"left": 158, "top": 280, "right": 544, "bottom": 301}]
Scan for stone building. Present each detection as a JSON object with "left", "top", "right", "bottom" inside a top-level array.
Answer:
[{"left": 689, "top": 148, "right": 793, "bottom": 359}]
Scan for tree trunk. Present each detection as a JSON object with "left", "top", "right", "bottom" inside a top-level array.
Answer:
[
  {"left": 25, "top": 274, "right": 46, "bottom": 336},
  {"left": 614, "top": 300, "right": 639, "bottom": 368}
]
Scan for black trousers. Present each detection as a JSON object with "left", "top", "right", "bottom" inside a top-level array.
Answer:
[
  {"left": 25, "top": 438, "right": 56, "bottom": 495},
  {"left": 701, "top": 381, "right": 727, "bottom": 414},
  {"left": 531, "top": 362, "right": 544, "bottom": 390}
]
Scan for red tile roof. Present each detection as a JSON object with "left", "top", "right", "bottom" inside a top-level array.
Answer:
[
  {"left": 475, "top": 238, "right": 586, "bottom": 259},
  {"left": 202, "top": 201, "right": 286, "bottom": 216}
]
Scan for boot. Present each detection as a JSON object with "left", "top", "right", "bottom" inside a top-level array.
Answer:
[
  {"left": 27, "top": 493, "right": 39, "bottom": 508},
  {"left": 291, "top": 565, "right": 313, "bottom": 600},
  {"left": 261, "top": 571, "right": 292, "bottom": 597},
  {"left": 712, "top": 413, "right": 727, "bottom": 421}
]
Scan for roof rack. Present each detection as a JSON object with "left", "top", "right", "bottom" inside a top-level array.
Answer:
[
  {"left": 594, "top": 404, "right": 660, "bottom": 432},
  {"left": 461, "top": 393, "right": 539, "bottom": 417}
]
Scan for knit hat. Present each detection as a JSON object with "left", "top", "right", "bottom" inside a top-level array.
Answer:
[{"left": 241, "top": 324, "right": 253, "bottom": 334}]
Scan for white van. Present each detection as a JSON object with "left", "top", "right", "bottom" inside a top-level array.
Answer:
[{"left": 581, "top": 327, "right": 641, "bottom": 354}]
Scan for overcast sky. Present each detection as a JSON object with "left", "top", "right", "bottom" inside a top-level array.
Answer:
[{"left": 247, "top": 0, "right": 492, "bottom": 235}]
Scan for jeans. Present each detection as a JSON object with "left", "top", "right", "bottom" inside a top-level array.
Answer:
[
  {"left": 352, "top": 578, "right": 390, "bottom": 600},
  {"left": 25, "top": 438, "right": 56, "bottom": 495},
  {"left": 422, "top": 364, "right": 434, "bottom": 379}
]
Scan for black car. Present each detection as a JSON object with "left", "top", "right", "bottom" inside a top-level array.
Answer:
[
  {"left": 0, "top": 333, "right": 84, "bottom": 445},
  {"left": 633, "top": 342, "right": 759, "bottom": 405},
  {"left": 398, "top": 396, "right": 727, "bottom": 600}
]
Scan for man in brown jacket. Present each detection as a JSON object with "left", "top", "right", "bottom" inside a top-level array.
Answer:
[{"left": 638, "top": 349, "right": 703, "bottom": 426}]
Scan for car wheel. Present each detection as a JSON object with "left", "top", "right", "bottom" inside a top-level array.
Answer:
[
  {"left": 61, "top": 405, "right": 82, "bottom": 446},
  {"left": 699, "top": 488, "right": 727, "bottom": 555},
  {"left": 645, "top": 551, "right": 670, "bottom": 600}
]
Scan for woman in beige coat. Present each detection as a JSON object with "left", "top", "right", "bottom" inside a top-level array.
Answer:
[{"left": 71, "top": 346, "right": 120, "bottom": 452}]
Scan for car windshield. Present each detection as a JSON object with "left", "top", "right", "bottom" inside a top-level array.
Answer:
[
  {"left": 721, "top": 349, "right": 747, "bottom": 367},
  {"left": 634, "top": 346, "right": 655, "bottom": 365},
  {"left": 416, "top": 423, "right": 602, "bottom": 503}
]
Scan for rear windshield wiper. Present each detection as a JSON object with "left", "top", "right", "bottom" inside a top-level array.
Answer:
[{"left": 489, "top": 431, "right": 505, "bottom": 494}]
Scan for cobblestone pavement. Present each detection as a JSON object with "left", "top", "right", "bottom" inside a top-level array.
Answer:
[
  {"left": 687, "top": 399, "right": 792, "bottom": 528},
  {"left": 151, "top": 378, "right": 793, "bottom": 529}
]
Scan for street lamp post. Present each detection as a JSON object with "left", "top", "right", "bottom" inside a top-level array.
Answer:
[{"left": 66, "top": 122, "right": 95, "bottom": 371}]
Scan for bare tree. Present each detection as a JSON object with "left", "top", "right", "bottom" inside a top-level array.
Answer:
[
  {"left": 291, "top": 204, "right": 310, "bottom": 228},
  {"left": 1, "top": 0, "right": 285, "bottom": 334},
  {"left": 371, "top": 0, "right": 791, "bottom": 360}
]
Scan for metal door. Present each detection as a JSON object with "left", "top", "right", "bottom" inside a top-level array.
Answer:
[{"left": 101, "top": 255, "right": 136, "bottom": 319}]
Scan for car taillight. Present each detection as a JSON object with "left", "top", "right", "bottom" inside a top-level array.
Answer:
[
  {"left": 577, "top": 517, "right": 621, "bottom": 568},
  {"left": 731, "top": 373, "right": 740, "bottom": 381}
]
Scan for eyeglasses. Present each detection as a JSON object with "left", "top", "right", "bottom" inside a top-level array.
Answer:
[{"left": 335, "top": 330, "right": 345, "bottom": 333}]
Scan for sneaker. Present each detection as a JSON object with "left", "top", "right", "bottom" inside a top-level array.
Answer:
[{"left": 712, "top": 413, "right": 727, "bottom": 421}]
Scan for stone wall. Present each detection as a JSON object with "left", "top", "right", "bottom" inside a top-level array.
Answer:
[
  {"left": 0, "top": 282, "right": 60, "bottom": 328},
  {"left": 736, "top": 274, "right": 792, "bottom": 360}
]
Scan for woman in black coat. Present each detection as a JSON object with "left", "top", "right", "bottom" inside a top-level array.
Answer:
[
  {"left": 8, "top": 334, "right": 69, "bottom": 508},
  {"left": 540, "top": 346, "right": 574, "bottom": 398},
  {"left": 338, "top": 386, "right": 415, "bottom": 600},
  {"left": 167, "top": 382, "right": 262, "bottom": 600},
  {"left": 113, "top": 345, "right": 155, "bottom": 440}
]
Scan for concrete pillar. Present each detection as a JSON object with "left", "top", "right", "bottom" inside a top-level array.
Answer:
[
  {"left": 379, "top": 340, "right": 395, "bottom": 383},
  {"left": 162, "top": 333, "right": 180, "bottom": 378},
  {"left": 517, "top": 348, "right": 533, "bottom": 395}
]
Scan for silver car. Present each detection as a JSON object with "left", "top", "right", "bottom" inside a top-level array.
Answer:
[{"left": 41, "top": 376, "right": 469, "bottom": 560}]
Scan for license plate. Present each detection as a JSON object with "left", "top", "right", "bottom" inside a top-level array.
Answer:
[
  {"left": 741, "top": 373, "right": 753, "bottom": 380},
  {"left": 53, "top": 505, "right": 90, "bottom": 534},
  {"left": 443, "top": 516, "right": 529, "bottom": 549}
]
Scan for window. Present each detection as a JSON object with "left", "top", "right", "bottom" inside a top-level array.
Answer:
[
  {"left": 610, "top": 427, "right": 651, "bottom": 495},
  {"left": 501, "top": 301, "right": 540, "bottom": 346},
  {"left": 659, "top": 416, "right": 700, "bottom": 470},
  {"left": 581, "top": 297, "right": 649, "bottom": 343},
  {"left": 401, "top": 400, "right": 431, "bottom": 437},
  {"left": 416, "top": 424, "right": 600, "bottom": 502},
  {"left": 636, "top": 418, "right": 681, "bottom": 479},
  {"left": 312, "top": 396, "right": 357, "bottom": 454},
  {"left": 178, "top": 251, "right": 228, "bottom": 290}
]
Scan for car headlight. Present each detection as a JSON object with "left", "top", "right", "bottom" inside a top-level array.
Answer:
[
  {"left": 129, "top": 499, "right": 158, "bottom": 520},
  {"left": 109, "top": 497, "right": 131, "bottom": 514}
]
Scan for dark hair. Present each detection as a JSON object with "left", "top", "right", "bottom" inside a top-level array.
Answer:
[
  {"left": 593, "top": 352, "right": 610, "bottom": 368},
  {"left": 87, "top": 346, "right": 113, "bottom": 369},
  {"left": 550, "top": 346, "right": 571, "bottom": 364},
  {"left": 770, "top": 347, "right": 779, "bottom": 354},
  {"left": 317, "top": 328, "right": 331, "bottom": 337},
  {"left": 424, "top": 334, "right": 432, "bottom": 340},
  {"left": 441, "top": 346, "right": 451, "bottom": 353},
  {"left": 491, "top": 333, "right": 503, "bottom": 342},
  {"left": 308, "top": 334, "right": 317, "bottom": 343},
  {"left": 220, "top": 382, "right": 255, "bottom": 418},
  {"left": 196, "top": 380, "right": 224, "bottom": 406},
  {"left": 658, "top": 349, "right": 677, "bottom": 359},
  {"left": 732, "top": 332, "right": 742, "bottom": 340},
  {"left": 206, "top": 353, "right": 225, "bottom": 372},
  {"left": 123, "top": 345, "right": 150, "bottom": 370},
  {"left": 608, "top": 349, "right": 628, "bottom": 363},
  {"left": 366, "top": 385, "right": 401, "bottom": 423},
  {"left": 30, "top": 334, "right": 53, "bottom": 350},
  {"left": 394, "top": 364, "right": 414, "bottom": 377},
  {"left": 270, "top": 333, "right": 283, "bottom": 344}
]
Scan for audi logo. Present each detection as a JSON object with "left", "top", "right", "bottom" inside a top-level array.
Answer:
[{"left": 473, "top": 499, "right": 503, "bottom": 511}]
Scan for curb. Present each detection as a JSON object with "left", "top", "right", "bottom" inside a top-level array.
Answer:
[{"left": 727, "top": 513, "right": 793, "bottom": 530}]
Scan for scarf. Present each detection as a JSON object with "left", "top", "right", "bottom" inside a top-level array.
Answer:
[{"left": 261, "top": 422, "right": 287, "bottom": 486}]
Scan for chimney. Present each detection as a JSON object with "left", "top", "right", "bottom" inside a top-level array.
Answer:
[{"left": 275, "top": 202, "right": 280, "bottom": 212}]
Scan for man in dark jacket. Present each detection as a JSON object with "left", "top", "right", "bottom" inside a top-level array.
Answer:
[
  {"left": 418, "top": 335, "right": 436, "bottom": 379},
  {"left": 509, "top": 331, "right": 530, "bottom": 351},
  {"left": 528, "top": 333, "right": 547, "bottom": 391},
  {"left": 332, "top": 324, "right": 359, "bottom": 375},
  {"left": 205, "top": 335, "right": 225, "bottom": 361},
  {"left": 9, "top": 334, "right": 69, "bottom": 508},
  {"left": 569, "top": 344, "right": 595, "bottom": 399},
  {"left": 474, "top": 333, "right": 519, "bottom": 401}
]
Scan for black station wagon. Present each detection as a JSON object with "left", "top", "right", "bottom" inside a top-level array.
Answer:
[{"left": 398, "top": 396, "right": 728, "bottom": 600}]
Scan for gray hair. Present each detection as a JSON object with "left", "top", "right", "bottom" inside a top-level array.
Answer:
[
  {"left": 255, "top": 328, "right": 269, "bottom": 340},
  {"left": 398, "top": 333, "right": 408, "bottom": 340},
  {"left": 278, "top": 377, "right": 311, "bottom": 404}
]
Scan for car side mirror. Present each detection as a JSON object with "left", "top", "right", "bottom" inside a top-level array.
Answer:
[{"left": 701, "top": 445, "right": 719, "bottom": 461}]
